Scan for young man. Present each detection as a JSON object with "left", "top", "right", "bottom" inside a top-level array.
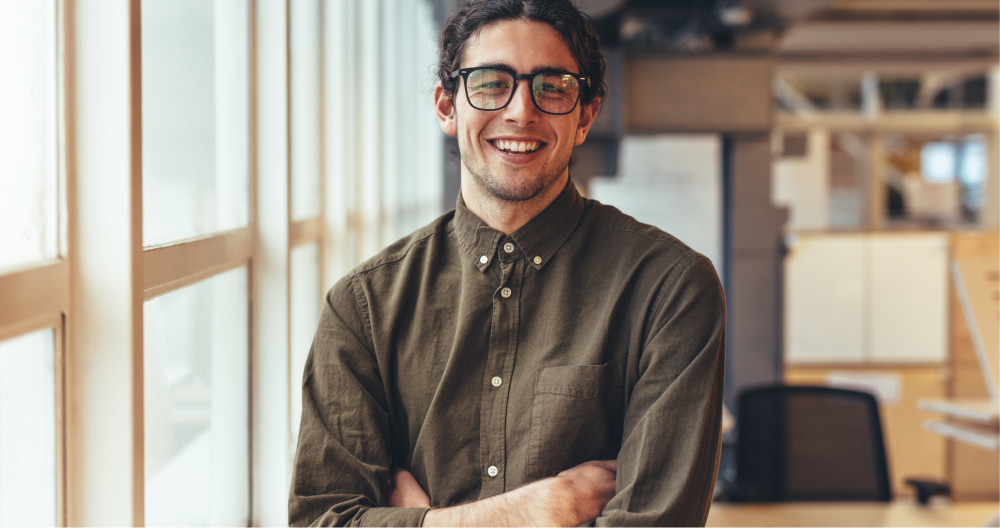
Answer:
[{"left": 289, "top": 1, "right": 726, "bottom": 526}]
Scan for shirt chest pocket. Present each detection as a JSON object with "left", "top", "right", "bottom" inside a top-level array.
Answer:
[{"left": 526, "top": 360, "right": 625, "bottom": 478}]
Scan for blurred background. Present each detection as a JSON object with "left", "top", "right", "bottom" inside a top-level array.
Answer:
[{"left": 0, "top": 0, "right": 996, "bottom": 526}]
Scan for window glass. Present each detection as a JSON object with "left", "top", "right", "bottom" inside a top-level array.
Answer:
[
  {"left": 291, "top": 0, "right": 322, "bottom": 220},
  {"left": 142, "top": 0, "right": 249, "bottom": 246},
  {"left": 144, "top": 266, "right": 248, "bottom": 526},
  {"left": 881, "top": 133, "right": 986, "bottom": 225},
  {"left": 289, "top": 242, "right": 321, "bottom": 449},
  {"left": 0, "top": 328, "right": 56, "bottom": 527},
  {"left": 0, "top": 0, "right": 58, "bottom": 270}
]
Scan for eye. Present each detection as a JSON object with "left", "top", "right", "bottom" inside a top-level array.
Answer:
[{"left": 479, "top": 80, "right": 510, "bottom": 89}]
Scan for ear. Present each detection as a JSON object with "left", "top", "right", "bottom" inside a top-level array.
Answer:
[
  {"left": 434, "top": 83, "right": 458, "bottom": 137},
  {"left": 573, "top": 97, "right": 600, "bottom": 146}
]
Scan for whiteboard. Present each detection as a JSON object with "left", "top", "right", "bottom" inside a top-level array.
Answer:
[
  {"left": 870, "top": 233, "right": 948, "bottom": 363},
  {"left": 589, "top": 135, "right": 723, "bottom": 277},
  {"left": 784, "top": 232, "right": 949, "bottom": 364},
  {"left": 785, "top": 234, "right": 866, "bottom": 364}
]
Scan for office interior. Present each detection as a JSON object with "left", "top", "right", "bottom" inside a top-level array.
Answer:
[{"left": 0, "top": 0, "right": 997, "bottom": 526}]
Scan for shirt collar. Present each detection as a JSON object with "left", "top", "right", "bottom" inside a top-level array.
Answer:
[{"left": 455, "top": 179, "right": 586, "bottom": 273}]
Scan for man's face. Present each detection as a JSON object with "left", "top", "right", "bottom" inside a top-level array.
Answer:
[{"left": 435, "top": 20, "right": 598, "bottom": 202}]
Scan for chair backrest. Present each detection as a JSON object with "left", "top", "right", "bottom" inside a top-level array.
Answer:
[{"left": 736, "top": 385, "right": 892, "bottom": 502}]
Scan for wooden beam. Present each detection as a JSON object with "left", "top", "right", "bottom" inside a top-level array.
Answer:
[
  {"left": 0, "top": 261, "right": 69, "bottom": 340},
  {"left": 142, "top": 228, "right": 253, "bottom": 299},
  {"left": 290, "top": 217, "right": 321, "bottom": 247}
]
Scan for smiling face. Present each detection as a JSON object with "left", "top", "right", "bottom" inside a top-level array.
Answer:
[{"left": 435, "top": 19, "right": 599, "bottom": 204}]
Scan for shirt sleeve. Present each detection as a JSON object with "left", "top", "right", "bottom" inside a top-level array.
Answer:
[
  {"left": 596, "top": 256, "right": 726, "bottom": 527},
  {"left": 288, "top": 276, "right": 430, "bottom": 527}
]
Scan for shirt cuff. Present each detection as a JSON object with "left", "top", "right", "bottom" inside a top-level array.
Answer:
[{"left": 359, "top": 507, "right": 430, "bottom": 527}]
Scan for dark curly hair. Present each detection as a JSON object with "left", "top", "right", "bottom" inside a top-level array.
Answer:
[{"left": 437, "top": 0, "right": 607, "bottom": 110}]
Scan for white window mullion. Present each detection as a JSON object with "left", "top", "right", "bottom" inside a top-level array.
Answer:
[
  {"left": 380, "top": 0, "right": 399, "bottom": 244},
  {"left": 64, "top": 0, "right": 144, "bottom": 525},
  {"left": 252, "top": 0, "right": 292, "bottom": 524},
  {"left": 358, "top": 0, "right": 383, "bottom": 260},
  {"left": 321, "top": 0, "right": 348, "bottom": 287}
]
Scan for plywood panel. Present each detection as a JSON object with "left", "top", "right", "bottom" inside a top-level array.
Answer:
[
  {"left": 625, "top": 56, "right": 773, "bottom": 133},
  {"left": 786, "top": 366, "right": 947, "bottom": 498},
  {"left": 785, "top": 235, "right": 866, "bottom": 363},
  {"left": 952, "top": 257, "right": 999, "bottom": 398},
  {"left": 947, "top": 231, "right": 999, "bottom": 501},
  {"left": 870, "top": 233, "right": 949, "bottom": 363}
]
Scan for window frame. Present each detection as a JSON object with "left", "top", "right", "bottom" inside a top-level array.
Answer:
[{"left": 0, "top": 0, "right": 444, "bottom": 525}]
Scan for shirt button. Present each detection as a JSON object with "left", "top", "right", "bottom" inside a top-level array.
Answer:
[
  {"left": 487, "top": 465, "right": 499, "bottom": 477},
  {"left": 501, "top": 287, "right": 511, "bottom": 298},
  {"left": 491, "top": 376, "right": 502, "bottom": 387},
  {"left": 533, "top": 256, "right": 542, "bottom": 265},
  {"left": 479, "top": 255, "right": 488, "bottom": 264},
  {"left": 503, "top": 242, "right": 515, "bottom": 253}
]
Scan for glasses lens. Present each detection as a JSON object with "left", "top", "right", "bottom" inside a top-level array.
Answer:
[
  {"left": 531, "top": 73, "right": 580, "bottom": 114},
  {"left": 466, "top": 69, "right": 513, "bottom": 110}
]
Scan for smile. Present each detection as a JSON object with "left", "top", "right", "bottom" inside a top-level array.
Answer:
[{"left": 490, "top": 139, "right": 542, "bottom": 154}]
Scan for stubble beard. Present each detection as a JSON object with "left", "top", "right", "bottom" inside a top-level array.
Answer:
[{"left": 460, "top": 143, "right": 571, "bottom": 203}]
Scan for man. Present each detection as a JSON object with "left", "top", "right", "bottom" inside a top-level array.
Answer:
[{"left": 289, "top": 0, "right": 726, "bottom": 525}]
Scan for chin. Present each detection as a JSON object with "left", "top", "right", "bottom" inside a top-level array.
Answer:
[
  {"left": 464, "top": 155, "right": 568, "bottom": 204},
  {"left": 484, "top": 179, "right": 549, "bottom": 202}
]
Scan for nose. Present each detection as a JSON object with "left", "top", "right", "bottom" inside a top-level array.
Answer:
[{"left": 501, "top": 78, "right": 541, "bottom": 126}]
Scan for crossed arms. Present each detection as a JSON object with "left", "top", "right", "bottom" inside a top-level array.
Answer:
[
  {"left": 389, "top": 460, "right": 616, "bottom": 526},
  {"left": 288, "top": 256, "right": 726, "bottom": 527}
]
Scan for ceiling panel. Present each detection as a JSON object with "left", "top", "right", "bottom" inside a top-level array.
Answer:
[{"left": 780, "top": 20, "right": 999, "bottom": 54}]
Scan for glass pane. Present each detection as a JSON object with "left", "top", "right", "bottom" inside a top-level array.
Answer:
[
  {"left": 142, "top": 0, "right": 249, "bottom": 246},
  {"left": 0, "top": 1, "right": 58, "bottom": 270},
  {"left": 881, "top": 133, "right": 985, "bottom": 226},
  {"left": 144, "top": 267, "right": 248, "bottom": 526},
  {"left": 0, "top": 328, "right": 56, "bottom": 527},
  {"left": 289, "top": 243, "right": 320, "bottom": 448},
  {"left": 291, "top": 0, "right": 322, "bottom": 220}
]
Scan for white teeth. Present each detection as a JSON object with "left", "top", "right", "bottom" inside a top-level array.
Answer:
[{"left": 494, "top": 140, "right": 540, "bottom": 152}]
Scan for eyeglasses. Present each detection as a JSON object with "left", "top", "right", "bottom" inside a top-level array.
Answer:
[{"left": 450, "top": 67, "right": 589, "bottom": 115}]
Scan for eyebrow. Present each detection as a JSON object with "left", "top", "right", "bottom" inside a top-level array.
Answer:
[{"left": 469, "top": 61, "right": 576, "bottom": 75}]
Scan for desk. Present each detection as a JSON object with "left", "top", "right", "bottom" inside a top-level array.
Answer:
[{"left": 706, "top": 500, "right": 1000, "bottom": 527}]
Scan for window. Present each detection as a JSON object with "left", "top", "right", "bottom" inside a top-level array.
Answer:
[
  {"left": 0, "top": 1, "right": 444, "bottom": 525},
  {"left": 0, "top": 329, "right": 57, "bottom": 527},
  {"left": 141, "top": 0, "right": 249, "bottom": 247},
  {"left": 144, "top": 268, "right": 249, "bottom": 526},
  {"left": 0, "top": 0, "right": 59, "bottom": 270}
]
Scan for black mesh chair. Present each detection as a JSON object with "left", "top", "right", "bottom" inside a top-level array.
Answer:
[{"left": 735, "top": 385, "right": 892, "bottom": 502}]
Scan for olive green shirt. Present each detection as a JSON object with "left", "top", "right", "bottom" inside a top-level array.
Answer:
[{"left": 289, "top": 181, "right": 726, "bottom": 527}]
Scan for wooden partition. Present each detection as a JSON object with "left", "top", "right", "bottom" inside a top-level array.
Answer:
[
  {"left": 947, "top": 232, "right": 999, "bottom": 501},
  {"left": 783, "top": 231, "right": 999, "bottom": 500}
]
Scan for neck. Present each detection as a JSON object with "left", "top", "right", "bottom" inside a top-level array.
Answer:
[{"left": 460, "top": 170, "right": 568, "bottom": 235}]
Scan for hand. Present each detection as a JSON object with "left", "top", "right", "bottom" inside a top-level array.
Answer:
[
  {"left": 422, "top": 459, "right": 618, "bottom": 527},
  {"left": 387, "top": 466, "right": 431, "bottom": 509},
  {"left": 552, "top": 459, "right": 618, "bottom": 523}
]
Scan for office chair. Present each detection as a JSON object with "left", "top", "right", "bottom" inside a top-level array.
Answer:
[{"left": 734, "top": 385, "right": 893, "bottom": 502}]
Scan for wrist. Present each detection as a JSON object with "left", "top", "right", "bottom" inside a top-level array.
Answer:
[{"left": 537, "top": 477, "right": 587, "bottom": 526}]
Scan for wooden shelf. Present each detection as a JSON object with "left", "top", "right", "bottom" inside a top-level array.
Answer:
[
  {"left": 923, "top": 420, "right": 999, "bottom": 451},
  {"left": 918, "top": 398, "right": 999, "bottom": 424}
]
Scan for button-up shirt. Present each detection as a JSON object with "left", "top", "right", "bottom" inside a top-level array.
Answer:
[{"left": 289, "top": 181, "right": 726, "bottom": 526}]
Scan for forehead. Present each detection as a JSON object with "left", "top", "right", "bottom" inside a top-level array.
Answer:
[{"left": 462, "top": 19, "right": 579, "bottom": 72}]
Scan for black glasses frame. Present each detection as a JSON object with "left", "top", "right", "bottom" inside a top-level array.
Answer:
[{"left": 450, "top": 66, "right": 590, "bottom": 116}]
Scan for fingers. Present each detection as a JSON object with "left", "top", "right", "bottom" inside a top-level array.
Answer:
[
  {"left": 588, "top": 459, "right": 617, "bottom": 474},
  {"left": 386, "top": 466, "right": 431, "bottom": 509}
]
